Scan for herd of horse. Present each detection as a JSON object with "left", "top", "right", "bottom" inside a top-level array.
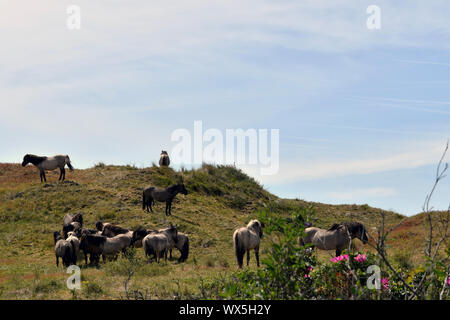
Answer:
[{"left": 22, "top": 153, "right": 369, "bottom": 269}]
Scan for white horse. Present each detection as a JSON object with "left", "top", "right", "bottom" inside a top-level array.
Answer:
[
  {"left": 233, "top": 219, "right": 264, "bottom": 269},
  {"left": 22, "top": 154, "right": 73, "bottom": 182}
]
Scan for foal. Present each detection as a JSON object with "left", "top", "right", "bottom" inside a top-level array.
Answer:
[{"left": 22, "top": 154, "right": 74, "bottom": 182}]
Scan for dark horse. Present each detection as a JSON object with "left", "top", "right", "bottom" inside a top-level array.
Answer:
[
  {"left": 22, "top": 154, "right": 73, "bottom": 182},
  {"left": 142, "top": 183, "right": 188, "bottom": 216},
  {"left": 159, "top": 150, "right": 170, "bottom": 167}
]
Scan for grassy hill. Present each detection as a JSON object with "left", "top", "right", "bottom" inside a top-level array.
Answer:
[{"left": 0, "top": 162, "right": 443, "bottom": 299}]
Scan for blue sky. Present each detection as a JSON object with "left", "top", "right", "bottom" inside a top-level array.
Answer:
[{"left": 1, "top": 1, "right": 450, "bottom": 215}]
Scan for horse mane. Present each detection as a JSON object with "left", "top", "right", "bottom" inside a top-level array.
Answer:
[
  {"left": 329, "top": 221, "right": 364, "bottom": 235},
  {"left": 103, "top": 224, "right": 129, "bottom": 235},
  {"left": 24, "top": 154, "right": 47, "bottom": 165},
  {"left": 327, "top": 223, "right": 344, "bottom": 231},
  {"left": 167, "top": 184, "right": 181, "bottom": 193}
]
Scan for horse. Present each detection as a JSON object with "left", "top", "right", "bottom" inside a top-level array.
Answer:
[
  {"left": 101, "top": 224, "right": 130, "bottom": 238},
  {"left": 131, "top": 228, "right": 158, "bottom": 248},
  {"left": 101, "top": 232, "right": 133, "bottom": 262},
  {"left": 142, "top": 183, "right": 188, "bottom": 215},
  {"left": 169, "top": 232, "right": 189, "bottom": 263},
  {"left": 79, "top": 234, "right": 106, "bottom": 266},
  {"left": 233, "top": 220, "right": 264, "bottom": 269},
  {"left": 53, "top": 231, "right": 76, "bottom": 267},
  {"left": 159, "top": 151, "right": 170, "bottom": 167},
  {"left": 300, "top": 221, "right": 368, "bottom": 257},
  {"left": 22, "top": 154, "right": 74, "bottom": 182},
  {"left": 142, "top": 225, "right": 178, "bottom": 263},
  {"left": 66, "top": 231, "right": 80, "bottom": 264},
  {"left": 63, "top": 213, "right": 83, "bottom": 238}
]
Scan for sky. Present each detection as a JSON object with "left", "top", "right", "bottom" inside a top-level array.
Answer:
[{"left": 1, "top": 0, "right": 450, "bottom": 216}]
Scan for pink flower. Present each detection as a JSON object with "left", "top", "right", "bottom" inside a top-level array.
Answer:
[
  {"left": 304, "top": 274, "right": 311, "bottom": 279},
  {"left": 447, "top": 277, "right": 450, "bottom": 286},
  {"left": 330, "top": 255, "right": 348, "bottom": 263},
  {"left": 354, "top": 254, "right": 367, "bottom": 263},
  {"left": 381, "top": 278, "right": 389, "bottom": 290}
]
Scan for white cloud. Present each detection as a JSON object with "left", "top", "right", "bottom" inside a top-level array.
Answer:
[
  {"left": 241, "top": 140, "right": 448, "bottom": 184},
  {"left": 328, "top": 187, "right": 397, "bottom": 201}
]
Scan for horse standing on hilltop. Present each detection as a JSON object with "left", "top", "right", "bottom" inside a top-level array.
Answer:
[
  {"left": 300, "top": 221, "right": 368, "bottom": 257},
  {"left": 142, "top": 182, "right": 188, "bottom": 216},
  {"left": 22, "top": 154, "right": 73, "bottom": 182},
  {"left": 233, "top": 219, "right": 264, "bottom": 269},
  {"left": 159, "top": 151, "right": 170, "bottom": 167}
]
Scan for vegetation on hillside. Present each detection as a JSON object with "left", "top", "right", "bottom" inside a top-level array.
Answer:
[{"left": 0, "top": 162, "right": 447, "bottom": 299}]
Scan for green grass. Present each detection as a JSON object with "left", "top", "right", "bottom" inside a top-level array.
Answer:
[{"left": 0, "top": 162, "right": 441, "bottom": 299}]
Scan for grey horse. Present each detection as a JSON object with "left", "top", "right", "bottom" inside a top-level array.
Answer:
[
  {"left": 300, "top": 221, "right": 368, "bottom": 256},
  {"left": 22, "top": 154, "right": 73, "bottom": 182}
]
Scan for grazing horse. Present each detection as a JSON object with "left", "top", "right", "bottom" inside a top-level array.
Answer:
[
  {"left": 142, "top": 183, "right": 188, "bottom": 215},
  {"left": 233, "top": 220, "right": 264, "bottom": 269},
  {"left": 159, "top": 151, "right": 170, "bottom": 167},
  {"left": 169, "top": 232, "right": 189, "bottom": 263},
  {"left": 300, "top": 221, "right": 368, "bottom": 257},
  {"left": 79, "top": 234, "right": 105, "bottom": 266},
  {"left": 53, "top": 231, "right": 76, "bottom": 267},
  {"left": 22, "top": 154, "right": 73, "bottom": 182},
  {"left": 142, "top": 225, "right": 178, "bottom": 263}
]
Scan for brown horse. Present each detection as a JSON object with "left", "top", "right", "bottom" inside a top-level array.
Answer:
[{"left": 22, "top": 154, "right": 73, "bottom": 182}]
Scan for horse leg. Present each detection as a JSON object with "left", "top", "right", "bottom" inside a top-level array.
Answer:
[
  {"left": 335, "top": 248, "right": 342, "bottom": 257},
  {"left": 165, "top": 202, "right": 169, "bottom": 216},
  {"left": 246, "top": 250, "right": 250, "bottom": 266},
  {"left": 255, "top": 247, "right": 260, "bottom": 267},
  {"left": 61, "top": 167, "right": 66, "bottom": 181},
  {"left": 42, "top": 171, "right": 47, "bottom": 182},
  {"left": 40, "top": 170, "right": 44, "bottom": 183},
  {"left": 56, "top": 256, "right": 59, "bottom": 267},
  {"left": 58, "top": 168, "right": 63, "bottom": 181}
]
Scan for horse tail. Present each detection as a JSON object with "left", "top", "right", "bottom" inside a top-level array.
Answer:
[
  {"left": 66, "top": 156, "right": 74, "bottom": 171},
  {"left": 179, "top": 237, "right": 189, "bottom": 262},
  {"left": 234, "top": 232, "right": 245, "bottom": 268},
  {"left": 142, "top": 190, "right": 146, "bottom": 210}
]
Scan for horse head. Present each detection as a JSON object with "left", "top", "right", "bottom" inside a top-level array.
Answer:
[
  {"left": 178, "top": 183, "right": 188, "bottom": 195},
  {"left": 22, "top": 154, "right": 31, "bottom": 167},
  {"left": 344, "top": 222, "right": 368, "bottom": 244},
  {"left": 53, "top": 231, "right": 62, "bottom": 244}
]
